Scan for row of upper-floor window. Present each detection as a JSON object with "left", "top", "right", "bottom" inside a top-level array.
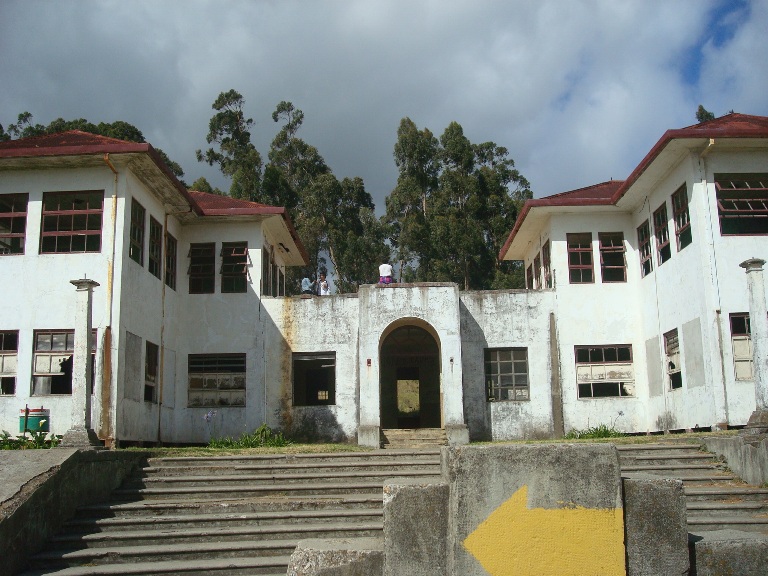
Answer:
[
  {"left": 0, "top": 191, "right": 284, "bottom": 296},
  {"left": 526, "top": 174, "right": 768, "bottom": 287}
]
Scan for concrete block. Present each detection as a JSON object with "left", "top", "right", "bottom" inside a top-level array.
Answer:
[
  {"left": 691, "top": 530, "right": 768, "bottom": 576},
  {"left": 357, "top": 425, "right": 380, "bottom": 448},
  {"left": 445, "top": 423, "right": 469, "bottom": 446},
  {"left": 623, "top": 476, "right": 689, "bottom": 576},
  {"left": 443, "top": 443, "right": 625, "bottom": 576},
  {"left": 703, "top": 435, "right": 768, "bottom": 486},
  {"left": 383, "top": 479, "right": 449, "bottom": 576},
  {"left": 287, "top": 538, "right": 384, "bottom": 576}
]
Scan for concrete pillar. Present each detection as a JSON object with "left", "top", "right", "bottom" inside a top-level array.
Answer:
[
  {"left": 740, "top": 258, "right": 768, "bottom": 436},
  {"left": 61, "top": 278, "right": 103, "bottom": 449}
]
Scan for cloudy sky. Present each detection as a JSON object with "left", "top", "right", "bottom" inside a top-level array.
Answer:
[{"left": 2, "top": 0, "right": 767, "bottom": 212}]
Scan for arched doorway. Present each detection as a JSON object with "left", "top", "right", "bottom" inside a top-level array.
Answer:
[{"left": 379, "top": 324, "right": 441, "bottom": 429}]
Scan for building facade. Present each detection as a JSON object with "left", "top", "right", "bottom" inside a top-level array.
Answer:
[{"left": 1, "top": 115, "right": 767, "bottom": 446}]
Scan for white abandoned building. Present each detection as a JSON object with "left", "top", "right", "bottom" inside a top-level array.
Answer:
[{"left": 0, "top": 114, "right": 767, "bottom": 447}]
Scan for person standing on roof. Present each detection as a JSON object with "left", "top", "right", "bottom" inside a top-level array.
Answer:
[{"left": 379, "top": 262, "right": 393, "bottom": 285}]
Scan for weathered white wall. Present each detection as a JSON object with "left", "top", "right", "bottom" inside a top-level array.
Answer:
[
  {"left": 0, "top": 166, "right": 115, "bottom": 437},
  {"left": 459, "top": 290, "right": 555, "bottom": 440}
]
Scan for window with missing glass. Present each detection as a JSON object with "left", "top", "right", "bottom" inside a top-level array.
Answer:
[
  {"left": 145, "top": 341, "right": 158, "bottom": 403},
  {"left": 293, "top": 352, "right": 336, "bottom": 406},
  {"left": 664, "top": 329, "right": 682, "bottom": 390},
  {"left": 653, "top": 202, "right": 671, "bottom": 265},
  {"left": 715, "top": 174, "right": 768, "bottom": 235},
  {"left": 129, "top": 199, "right": 145, "bottom": 265},
  {"left": 575, "top": 345, "right": 635, "bottom": 398},
  {"left": 730, "top": 313, "right": 753, "bottom": 381},
  {"left": 485, "top": 348, "right": 529, "bottom": 401},
  {"left": 40, "top": 191, "right": 103, "bottom": 253},
  {"left": 671, "top": 185, "right": 692, "bottom": 250},
  {"left": 567, "top": 233, "right": 593, "bottom": 283},
  {"left": 0, "top": 194, "right": 27, "bottom": 255},
  {"left": 221, "top": 242, "right": 248, "bottom": 293},
  {"left": 598, "top": 232, "right": 626, "bottom": 283},
  {"left": 637, "top": 220, "right": 653, "bottom": 277},
  {"left": 165, "top": 233, "right": 177, "bottom": 290},
  {"left": 148, "top": 217, "right": 162, "bottom": 279},
  {"left": 188, "top": 353, "right": 246, "bottom": 407},
  {"left": 189, "top": 243, "right": 215, "bottom": 294},
  {"left": 32, "top": 330, "right": 95, "bottom": 395},
  {"left": 0, "top": 331, "right": 18, "bottom": 395}
]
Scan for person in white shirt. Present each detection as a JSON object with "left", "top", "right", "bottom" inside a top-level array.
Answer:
[
  {"left": 379, "top": 262, "right": 393, "bottom": 285},
  {"left": 318, "top": 273, "right": 330, "bottom": 295}
]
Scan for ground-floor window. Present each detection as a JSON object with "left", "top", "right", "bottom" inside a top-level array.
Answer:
[
  {"left": 664, "top": 329, "right": 682, "bottom": 390},
  {"left": 0, "top": 330, "right": 18, "bottom": 395},
  {"left": 485, "top": 348, "right": 529, "bottom": 401},
  {"left": 730, "top": 313, "right": 753, "bottom": 380},
  {"left": 293, "top": 352, "right": 336, "bottom": 406},
  {"left": 575, "top": 344, "right": 635, "bottom": 398},
  {"left": 145, "top": 341, "right": 159, "bottom": 402},
  {"left": 32, "top": 330, "right": 95, "bottom": 395},
  {"left": 188, "top": 354, "right": 246, "bottom": 407}
]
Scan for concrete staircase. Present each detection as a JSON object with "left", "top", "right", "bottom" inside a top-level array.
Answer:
[
  {"left": 618, "top": 442, "right": 768, "bottom": 534},
  {"left": 18, "top": 450, "right": 442, "bottom": 576},
  {"left": 380, "top": 428, "right": 447, "bottom": 449}
]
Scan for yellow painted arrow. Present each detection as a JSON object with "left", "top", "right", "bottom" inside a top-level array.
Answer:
[{"left": 463, "top": 485, "right": 625, "bottom": 576}]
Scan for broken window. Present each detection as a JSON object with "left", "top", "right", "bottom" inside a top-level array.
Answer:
[
  {"left": 221, "top": 242, "right": 248, "bottom": 293},
  {"left": 598, "top": 232, "right": 626, "bottom": 283},
  {"left": 189, "top": 243, "right": 215, "bottom": 294},
  {"left": 637, "top": 220, "right": 653, "bottom": 277},
  {"left": 145, "top": 341, "right": 158, "bottom": 403},
  {"left": 0, "top": 193, "right": 27, "bottom": 255},
  {"left": 715, "top": 174, "right": 768, "bottom": 235},
  {"left": 730, "top": 313, "right": 753, "bottom": 380},
  {"left": 188, "top": 354, "right": 246, "bottom": 407},
  {"left": 533, "top": 253, "right": 542, "bottom": 289},
  {"left": 40, "top": 191, "right": 103, "bottom": 253},
  {"left": 542, "top": 241, "right": 552, "bottom": 288},
  {"left": 262, "top": 242, "right": 275, "bottom": 296},
  {"left": 671, "top": 185, "right": 692, "bottom": 250},
  {"left": 575, "top": 345, "right": 635, "bottom": 398},
  {"left": 526, "top": 264, "right": 534, "bottom": 289},
  {"left": 0, "top": 331, "right": 18, "bottom": 395},
  {"left": 567, "top": 233, "right": 593, "bottom": 283},
  {"left": 664, "top": 329, "right": 682, "bottom": 390},
  {"left": 148, "top": 217, "right": 162, "bottom": 279},
  {"left": 293, "top": 352, "right": 336, "bottom": 406},
  {"left": 653, "top": 202, "right": 671, "bottom": 265},
  {"left": 165, "top": 233, "right": 177, "bottom": 290},
  {"left": 32, "top": 330, "right": 95, "bottom": 395},
  {"left": 485, "top": 348, "right": 529, "bottom": 401},
  {"left": 129, "top": 198, "right": 145, "bottom": 265}
]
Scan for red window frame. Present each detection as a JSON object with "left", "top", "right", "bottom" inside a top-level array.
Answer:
[
  {"left": 598, "top": 232, "right": 626, "bottom": 283},
  {"left": 189, "top": 243, "right": 215, "bottom": 294},
  {"left": 671, "top": 185, "right": 692, "bottom": 250},
  {"left": 148, "top": 217, "right": 162, "bottom": 279},
  {"left": 129, "top": 199, "right": 145, "bottom": 265},
  {"left": 637, "top": 220, "right": 653, "bottom": 277},
  {"left": 653, "top": 203, "right": 671, "bottom": 265},
  {"left": 715, "top": 174, "right": 768, "bottom": 235},
  {"left": 40, "top": 191, "right": 103, "bottom": 254},
  {"left": 0, "top": 193, "right": 28, "bottom": 255},
  {"left": 221, "top": 242, "right": 248, "bottom": 293},
  {"left": 567, "top": 233, "right": 593, "bottom": 284}
]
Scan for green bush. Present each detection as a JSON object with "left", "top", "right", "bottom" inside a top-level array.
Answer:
[
  {"left": 1, "top": 429, "right": 61, "bottom": 449},
  {"left": 208, "top": 423, "right": 292, "bottom": 449},
  {"left": 564, "top": 423, "right": 625, "bottom": 440}
]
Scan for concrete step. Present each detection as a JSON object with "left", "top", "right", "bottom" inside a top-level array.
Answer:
[
  {"left": 687, "top": 516, "right": 768, "bottom": 533},
  {"left": 76, "top": 494, "right": 383, "bottom": 518},
  {"left": 111, "top": 481, "right": 388, "bottom": 500},
  {"left": 620, "top": 463, "right": 729, "bottom": 474},
  {"left": 685, "top": 486, "right": 768, "bottom": 502},
  {"left": 688, "top": 501, "right": 768, "bottom": 514},
  {"left": 623, "top": 472, "right": 737, "bottom": 485},
  {"left": 141, "top": 458, "right": 440, "bottom": 476},
  {"left": 49, "top": 521, "right": 382, "bottom": 549},
  {"left": 126, "top": 469, "right": 439, "bottom": 488},
  {"left": 618, "top": 453, "right": 720, "bottom": 466},
  {"left": 19, "top": 555, "right": 292, "bottom": 576},
  {"left": 65, "top": 508, "right": 383, "bottom": 533},
  {"left": 380, "top": 428, "right": 447, "bottom": 449}
]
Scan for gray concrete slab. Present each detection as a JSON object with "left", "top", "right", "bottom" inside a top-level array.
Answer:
[
  {"left": 0, "top": 448, "right": 77, "bottom": 510},
  {"left": 287, "top": 537, "right": 384, "bottom": 576},
  {"left": 691, "top": 529, "right": 768, "bottom": 576}
]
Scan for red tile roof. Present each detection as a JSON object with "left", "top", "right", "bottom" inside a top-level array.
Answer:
[
  {"left": 0, "top": 130, "right": 141, "bottom": 151},
  {"left": 499, "top": 113, "right": 768, "bottom": 260},
  {"left": 188, "top": 190, "right": 283, "bottom": 216}
]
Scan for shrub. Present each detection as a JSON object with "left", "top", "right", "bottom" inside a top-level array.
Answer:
[
  {"left": 0, "top": 429, "right": 61, "bottom": 449},
  {"left": 208, "top": 423, "right": 292, "bottom": 449},
  {"left": 564, "top": 424, "right": 625, "bottom": 440}
]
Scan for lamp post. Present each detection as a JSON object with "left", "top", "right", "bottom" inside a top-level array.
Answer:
[{"left": 60, "top": 278, "right": 103, "bottom": 449}]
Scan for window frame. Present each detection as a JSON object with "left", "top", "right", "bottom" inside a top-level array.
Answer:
[
  {"left": 129, "top": 198, "right": 145, "bottom": 265},
  {"left": 533, "top": 253, "right": 542, "bottom": 289},
  {"left": 0, "top": 330, "right": 19, "bottom": 395},
  {"left": 567, "top": 233, "right": 594, "bottom": 284},
  {"left": 637, "top": 220, "right": 653, "bottom": 278},
  {"left": 671, "top": 185, "right": 692, "bottom": 251},
  {"left": 188, "top": 353, "right": 246, "bottom": 407},
  {"left": 485, "top": 347, "right": 529, "bottom": 402},
  {"left": 542, "top": 241, "right": 552, "bottom": 288},
  {"left": 715, "top": 174, "right": 768, "bottom": 236},
  {"left": 165, "top": 233, "right": 177, "bottom": 290},
  {"left": 221, "top": 242, "right": 248, "bottom": 294},
  {"left": 40, "top": 190, "right": 103, "bottom": 254},
  {"left": 292, "top": 352, "right": 336, "bottom": 406},
  {"left": 730, "top": 313, "right": 753, "bottom": 381},
  {"left": 598, "top": 232, "right": 626, "bottom": 283},
  {"left": 526, "top": 264, "right": 534, "bottom": 289},
  {"left": 148, "top": 216, "right": 162, "bottom": 279},
  {"left": 31, "top": 329, "right": 96, "bottom": 395},
  {"left": 664, "top": 329, "right": 682, "bottom": 390},
  {"left": 145, "top": 341, "right": 159, "bottom": 403},
  {"left": 575, "top": 344, "right": 635, "bottom": 399},
  {"left": 653, "top": 202, "right": 671, "bottom": 265},
  {"left": 0, "top": 193, "right": 28, "bottom": 255},
  {"left": 189, "top": 242, "right": 215, "bottom": 294}
]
